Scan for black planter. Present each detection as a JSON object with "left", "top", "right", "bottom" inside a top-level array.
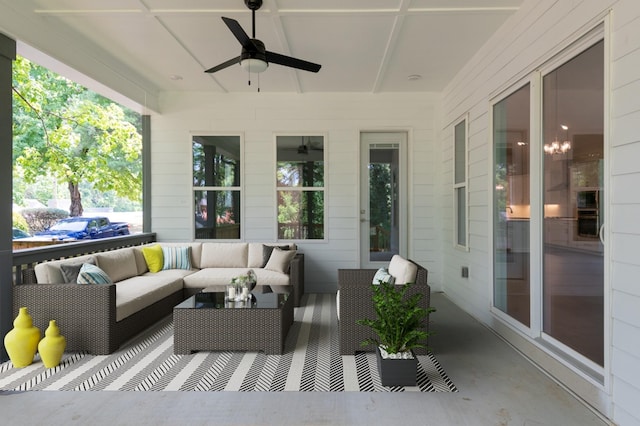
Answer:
[{"left": 375, "top": 347, "right": 418, "bottom": 387}]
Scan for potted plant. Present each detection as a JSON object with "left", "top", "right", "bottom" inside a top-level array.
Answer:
[{"left": 356, "top": 280, "right": 435, "bottom": 386}]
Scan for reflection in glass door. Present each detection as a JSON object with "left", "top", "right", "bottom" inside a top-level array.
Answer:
[
  {"left": 493, "top": 84, "right": 531, "bottom": 327},
  {"left": 360, "top": 133, "right": 407, "bottom": 268},
  {"left": 542, "top": 41, "right": 604, "bottom": 366}
]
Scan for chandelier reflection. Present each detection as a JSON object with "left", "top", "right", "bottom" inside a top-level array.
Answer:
[{"left": 544, "top": 125, "right": 571, "bottom": 155}]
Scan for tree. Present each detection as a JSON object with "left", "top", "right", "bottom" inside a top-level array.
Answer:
[{"left": 12, "top": 56, "right": 142, "bottom": 216}]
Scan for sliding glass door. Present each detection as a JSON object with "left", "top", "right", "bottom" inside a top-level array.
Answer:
[
  {"left": 542, "top": 41, "right": 604, "bottom": 366},
  {"left": 493, "top": 39, "right": 605, "bottom": 368}
]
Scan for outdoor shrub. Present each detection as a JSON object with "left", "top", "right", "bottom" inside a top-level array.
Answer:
[
  {"left": 12, "top": 212, "right": 29, "bottom": 232},
  {"left": 20, "top": 208, "right": 69, "bottom": 233}
]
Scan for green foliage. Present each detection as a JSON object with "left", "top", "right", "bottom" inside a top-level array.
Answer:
[
  {"left": 369, "top": 163, "right": 391, "bottom": 231},
  {"left": 12, "top": 56, "right": 142, "bottom": 216},
  {"left": 276, "top": 160, "right": 325, "bottom": 239},
  {"left": 356, "top": 281, "right": 435, "bottom": 354},
  {"left": 12, "top": 212, "right": 29, "bottom": 232},
  {"left": 20, "top": 208, "right": 69, "bottom": 233}
]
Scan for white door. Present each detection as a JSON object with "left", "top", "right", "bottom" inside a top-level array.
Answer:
[{"left": 359, "top": 132, "right": 407, "bottom": 268}]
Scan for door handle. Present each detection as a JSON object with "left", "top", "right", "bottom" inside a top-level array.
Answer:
[{"left": 599, "top": 223, "right": 605, "bottom": 244}]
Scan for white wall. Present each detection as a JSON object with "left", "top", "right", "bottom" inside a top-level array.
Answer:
[
  {"left": 151, "top": 92, "right": 442, "bottom": 294},
  {"left": 439, "top": 0, "right": 640, "bottom": 424}
]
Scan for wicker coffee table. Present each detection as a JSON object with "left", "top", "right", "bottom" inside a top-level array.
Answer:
[{"left": 173, "top": 288, "right": 293, "bottom": 355}]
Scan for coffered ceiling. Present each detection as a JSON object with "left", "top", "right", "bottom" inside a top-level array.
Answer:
[{"left": 0, "top": 0, "right": 524, "bottom": 107}]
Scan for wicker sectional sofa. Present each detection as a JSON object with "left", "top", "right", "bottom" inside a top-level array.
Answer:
[{"left": 13, "top": 242, "right": 304, "bottom": 355}]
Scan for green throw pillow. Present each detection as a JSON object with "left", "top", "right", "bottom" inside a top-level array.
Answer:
[{"left": 142, "top": 244, "right": 164, "bottom": 273}]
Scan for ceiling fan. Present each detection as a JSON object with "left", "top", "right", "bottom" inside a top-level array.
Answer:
[
  {"left": 204, "top": 0, "right": 322, "bottom": 76},
  {"left": 296, "top": 137, "right": 323, "bottom": 155}
]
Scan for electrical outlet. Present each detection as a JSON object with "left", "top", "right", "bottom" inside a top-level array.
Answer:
[{"left": 461, "top": 266, "right": 469, "bottom": 278}]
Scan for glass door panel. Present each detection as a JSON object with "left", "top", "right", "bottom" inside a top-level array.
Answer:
[
  {"left": 493, "top": 84, "right": 531, "bottom": 327},
  {"left": 360, "top": 133, "right": 407, "bottom": 268},
  {"left": 542, "top": 41, "right": 604, "bottom": 366}
]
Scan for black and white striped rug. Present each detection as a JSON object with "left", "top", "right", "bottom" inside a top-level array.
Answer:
[{"left": 0, "top": 294, "right": 457, "bottom": 393}]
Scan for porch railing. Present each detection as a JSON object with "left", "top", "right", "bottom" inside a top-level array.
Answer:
[{"left": 12, "top": 233, "right": 156, "bottom": 285}]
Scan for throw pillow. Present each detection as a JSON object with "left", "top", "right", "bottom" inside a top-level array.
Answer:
[
  {"left": 77, "top": 263, "right": 113, "bottom": 285},
  {"left": 388, "top": 254, "right": 418, "bottom": 284},
  {"left": 60, "top": 257, "right": 95, "bottom": 283},
  {"left": 372, "top": 267, "right": 395, "bottom": 285},
  {"left": 262, "top": 244, "right": 290, "bottom": 267},
  {"left": 264, "top": 248, "right": 297, "bottom": 273},
  {"left": 162, "top": 246, "right": 192, "bottom": 270},
  {"left": 142, "top": 244, "right": 164, "bottom": 273}
]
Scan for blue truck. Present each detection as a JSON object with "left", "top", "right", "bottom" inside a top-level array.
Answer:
[{"left": 35, "top": 216, "right": 130, "bottom": 240}]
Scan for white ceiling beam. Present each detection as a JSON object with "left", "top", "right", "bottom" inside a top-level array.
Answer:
[
  {"left": 265, "top": 0, "right": 303, "bottom": 94},
  {"left": 371, "top": 0, "right": 410, "bottom": 93}
]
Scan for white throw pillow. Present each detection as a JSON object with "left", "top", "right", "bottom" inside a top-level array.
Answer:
[
  {"left": 264, "top": 248, "right": 297, "bottom": 273},
  {"left": 388, "top": 255, "right": 418, "bottom": 284}
]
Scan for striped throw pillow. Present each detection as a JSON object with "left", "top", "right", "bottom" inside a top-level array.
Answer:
[
  {"left": 77, "top": 263, "right": 113, "bottom": 285},
  {"left": 162, "top": 246, "right": 192, "bottom": 270}
]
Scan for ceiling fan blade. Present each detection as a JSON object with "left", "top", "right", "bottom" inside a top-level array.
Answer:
[
  {"left": 222, "top": 17, "right": 254, "bottom": 49},
  {"left": 204, "top": 56, "right": 241, "bottom": 73},
  {"left": 265, "top": 51, "right": 321, "bottom": 73}
]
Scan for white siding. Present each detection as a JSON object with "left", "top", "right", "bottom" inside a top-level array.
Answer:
[
  {"left": 151, "top": 92, "right": 440, "bottom": 293},
  {"left": 439, "top": 0, "right": 640, "bottom": 424}
]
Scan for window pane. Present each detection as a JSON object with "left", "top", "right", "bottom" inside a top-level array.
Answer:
[
  {"left": 454, "top": 121, "right": 466, "bottom": 184},
  {"left": 456, "top": 187, "right": 466, "bottom": 246},
  {"left": 193, "top": 136, "right": 241, "bottom": 187},
  {"left": 493, "top": 84, "right": 531, "bottom": 327},
  {"left": 277, "top": 190, "right": 324, "bottom": 239},
  {"left": 194, "top": 190, "right": 240, "bottom": 239},
  {"left": 276, "top": 136, "right": 324, "bottom": 187},
  {"left": 276, "top": 135, "right": 325, "bottom": 240},
  {"left": 542, "top": 41, "right": 604, "bottom": 365}
]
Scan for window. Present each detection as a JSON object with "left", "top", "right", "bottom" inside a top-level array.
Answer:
[
  {"left": 192, "top": 135, "right": 241, "bottom": 239},
  {"left": 454, "top": 118, "right": 468, "bottom": 248},
  {"left": 276, "top": 135, "right": 325, "bottom": 239}
]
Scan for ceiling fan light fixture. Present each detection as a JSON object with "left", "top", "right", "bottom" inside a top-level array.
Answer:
[{"left": 241, "top": 58, "right": 268, "bottom": 73}]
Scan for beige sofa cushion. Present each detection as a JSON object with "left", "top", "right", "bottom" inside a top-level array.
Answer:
[
  {"left": 264, "top": 248, "right": 297, "bottom": 273},
  {"left": 388, "top": 254, "right": 418, "bottom": 284},
  {"left": 115, "top": 274, "right": 183, "bottom": 322},
  {"left": 34, "top": 254, "right": 96, "bottom": 284},
  {"left": 96, "top": 248, "right": 139, "bottom": 283},
  {"left": 247, "top": 243, "right": 296, "bottom": 268},
  {"left": 253, "top": 269, "right": 291, "bottom": 287},
  {"left": 183, "top": 267, "right": 290, "bottom": 289},
  {"left": 200, "top": 243, "right": 248, "bottom": 268},
  {"left": 182, "top": 268, "right": 250, "bottom": 288}
]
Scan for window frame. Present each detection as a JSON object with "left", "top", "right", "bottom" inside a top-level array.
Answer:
[
  {"left": 453, "top": 115, "right": 469, "bottom": 250},
  {"left": 275, "top": 133, "right": 328, "bottom": 242},
  {"left": 191, "top": 133, "right": 244, "bottom": 241}
]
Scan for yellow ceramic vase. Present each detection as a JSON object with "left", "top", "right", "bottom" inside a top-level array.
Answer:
[
  {"left": 38, "top": 320, "right": 66, "bottom": 368},
  {"left": 4, "top": 307, "right": 41, "bottom": 368}
]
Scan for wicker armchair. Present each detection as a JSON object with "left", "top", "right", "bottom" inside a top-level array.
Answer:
[{"left": 337, "top": 260, "right": 430, "bottom": 355}]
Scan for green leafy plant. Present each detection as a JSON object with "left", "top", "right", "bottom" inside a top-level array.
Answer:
[{"left": 357, "top": 281, "right": 435, "bottom": 354}]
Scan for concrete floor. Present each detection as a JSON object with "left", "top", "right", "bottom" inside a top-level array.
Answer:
[{"left": 0, "top": 293, "right": 609, "bottom": 426}]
